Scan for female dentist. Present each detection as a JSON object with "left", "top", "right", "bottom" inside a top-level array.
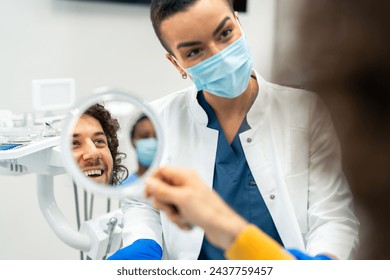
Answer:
[{"left": 111, "top": 0, "right": 359, "bottom": 260}]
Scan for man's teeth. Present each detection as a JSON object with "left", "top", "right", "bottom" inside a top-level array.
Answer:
[{"left": 84, "top": 170, "right": 102, "bottom": 176}]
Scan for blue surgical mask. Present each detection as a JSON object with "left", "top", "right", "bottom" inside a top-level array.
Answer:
[
  {"left": 135, "top": 138, "right": 157, "bottom": 167},
  {"left": 185, "top": 35, "right": 253, "bottom": 98}
]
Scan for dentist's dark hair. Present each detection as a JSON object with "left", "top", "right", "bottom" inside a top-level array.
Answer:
[
  {"left": 292, "top": 0, "right": 390, "bottom": 259},
  {"left": 150, "top": 0, "right": 234, "bottom": 54}
]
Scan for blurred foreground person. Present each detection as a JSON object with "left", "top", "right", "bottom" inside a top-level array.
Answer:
[{"left": 290, "top": 0, "right": 390, "bottom": 259}]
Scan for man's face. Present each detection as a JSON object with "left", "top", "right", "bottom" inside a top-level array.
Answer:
[
  {"left": 161, "top": 0, "right": 242, "bottom": 69},
  {"left": 72, "top": 115, "right": 114, "bottom": 185}
]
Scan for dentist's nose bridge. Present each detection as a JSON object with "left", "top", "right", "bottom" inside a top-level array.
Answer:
[{"left": 208, "top": 41, "right": 223, "bottom": 57}]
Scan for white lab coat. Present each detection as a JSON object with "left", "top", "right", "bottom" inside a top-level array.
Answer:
[{"left": 121, "top": 72, "right": 359, "bottom": 260}]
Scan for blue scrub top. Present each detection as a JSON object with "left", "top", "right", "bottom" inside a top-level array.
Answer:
[
  {"left": 121, "top": 172, "right": 139, "bottom": 186},
  {"left": 197, "top": 91, "right": 283, "bottom": 260}
]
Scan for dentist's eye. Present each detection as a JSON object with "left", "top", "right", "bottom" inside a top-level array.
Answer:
[
  {"left": 187, "top": 48, "right": 202, "bottom": 58},
  {"left": 220, "top": 28, "right": 233, "bottom": 39}
]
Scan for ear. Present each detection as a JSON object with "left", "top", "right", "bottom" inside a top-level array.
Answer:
[{"left": 166, "top": 53, "right": 187, "bottom": 78}]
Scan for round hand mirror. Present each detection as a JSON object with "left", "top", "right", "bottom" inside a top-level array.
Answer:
[{"left": 61, "top": 88, "right": 163, "bottom": 198}]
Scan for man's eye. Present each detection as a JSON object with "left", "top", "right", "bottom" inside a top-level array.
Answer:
[
  {"left": 95, "top": 139, "right": 107, "bottom": 146},
  {"left": 72, "top": 140, "right": 80, "bottom": 147}
]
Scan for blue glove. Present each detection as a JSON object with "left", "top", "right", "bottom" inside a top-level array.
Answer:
[
  {"left": 287, "top": 248, "right": 332, "bottom": 260},
  {"left": 107, "top": 239, "right": 162, "bottom": 260}
]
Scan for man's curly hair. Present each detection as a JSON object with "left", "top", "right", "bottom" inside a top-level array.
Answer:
[{"left": 84, "top": 104, "right": 128, "bottom": 185}]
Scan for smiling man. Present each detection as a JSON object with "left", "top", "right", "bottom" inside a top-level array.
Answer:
[{"left": 72, "top": 104, "right": 128, "bottom": 185}]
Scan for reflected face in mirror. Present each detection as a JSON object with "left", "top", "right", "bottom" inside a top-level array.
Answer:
[
  {"left": 130, "top": 115, "right": 157, "bottom": 176},
  {"left": 61, "top": 91, "right": 164, "bottom": 198},
  {"left": 72, "top": 115, "right": 114, "bottom": 185},
  {"left": 72, "top": 103, "right": 128, "bottom": 186}
]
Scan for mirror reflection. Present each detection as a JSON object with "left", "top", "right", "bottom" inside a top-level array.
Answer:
[
  {"left": 66, "top": 92, "right": 160, "bottom": 191},
  {"left": 72, "top": 103, "right": 127, "bottom": 186},
  {"left": 122, "top": 114, "right": 157, "bottom": 185}
]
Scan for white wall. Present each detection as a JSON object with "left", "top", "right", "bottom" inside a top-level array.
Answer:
[{"left": 0, "top": 0, "right": 276, "bottom": 259}]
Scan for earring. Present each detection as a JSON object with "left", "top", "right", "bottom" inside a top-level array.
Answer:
[{"left": 182, "top": 73, "right": 187, "bottom": 79}]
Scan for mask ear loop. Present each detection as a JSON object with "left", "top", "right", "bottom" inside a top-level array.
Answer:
[
  {"left": 235, "top": 15, "right": 246, "bottom": 38},
  {"left": 235, "top": 15, "right": 256, "bottom": 80}
]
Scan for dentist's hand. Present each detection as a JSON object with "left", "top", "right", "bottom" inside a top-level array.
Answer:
[{"left": 145, "top": 166, "right": 248, "bottom": 250}]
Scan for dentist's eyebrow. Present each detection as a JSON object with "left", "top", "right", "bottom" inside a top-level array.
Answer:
[
  {"left": 212, "top": 16, "right": 231, "bottom": 37},
  {"left": 176, "top": 16, "right": 232, "bottom": 50},
  {"left": 177, "top": 41, "right": 202, "bottom": 50}
]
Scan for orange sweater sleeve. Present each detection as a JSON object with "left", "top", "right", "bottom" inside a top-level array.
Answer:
[{"left": 225, "top": 224, "right": 295, "bottom": 260}]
